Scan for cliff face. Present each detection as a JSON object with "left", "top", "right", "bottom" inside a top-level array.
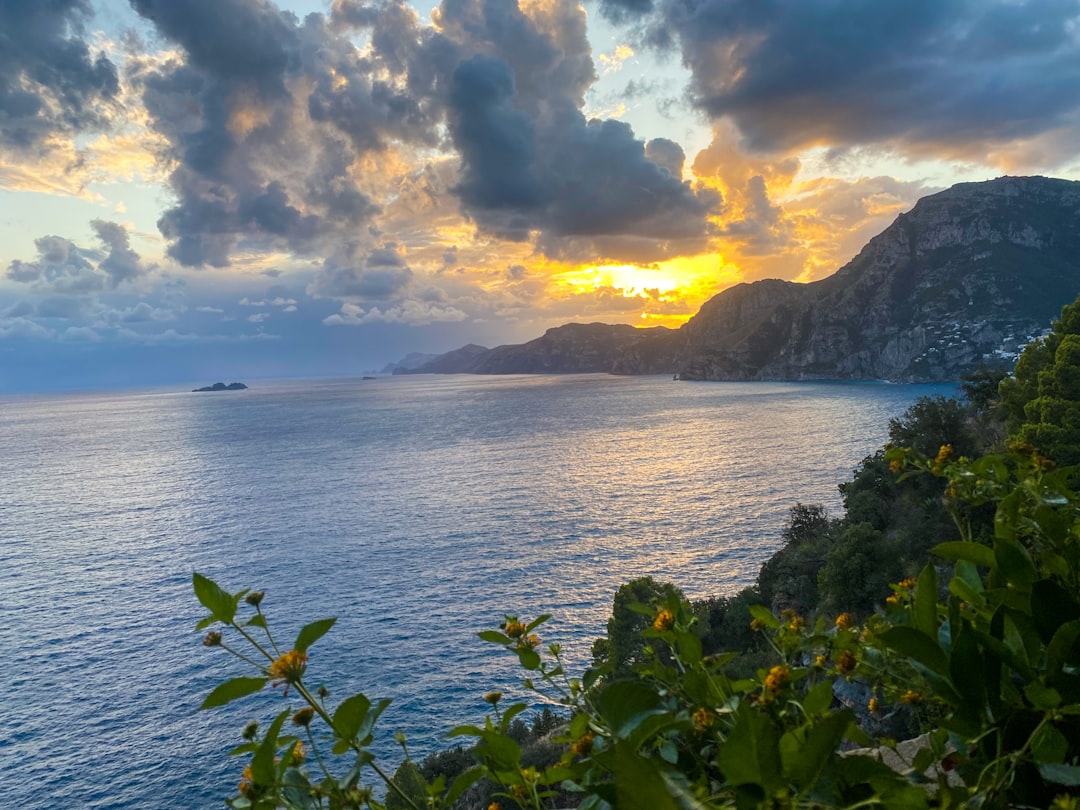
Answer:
[{"left": 665, "top": 176, "right": 1080, "bottom": 381}]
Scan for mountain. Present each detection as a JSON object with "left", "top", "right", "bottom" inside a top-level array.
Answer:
[
  {"left": 665, "top": 175, "right": 1080, "bottom": 381},
  {"left": 381, "top": 351, "right": 442, "bottom": 373},
  {"left": 395, "top": 176, "right": 1080, "bottom": 382},
  {"left": 393, "top": 323, "right": 673, "bottom": 374}
]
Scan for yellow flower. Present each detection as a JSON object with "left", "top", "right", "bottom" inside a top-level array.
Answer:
[
  {"left": 571, "top": 732, "right": 594, "bottom": 757},
  {"left": 522, "top": 766, "right": 539, "bottom": 784},
  {"left": 512, "top": 785, "right": 527, "bottom": 801},
  {"left": 268, "top": 649, "right": 308, "bottom": 687},
  {"left": 750, "top": 618, "right": 765, "bottom": 632},
  {"left": 901, "top": 690, "right": 922, "bottom": 705},
  {"left": 202, "top": 630, "right": 222, "bottom": 647},
  {"left": 868, "top": 697, "right": 880, "bottom": 714},
  {"left": 484, "top": 691, "right": 502, "bottom": 705},
  {"left": 814, "top": 655, "right": 827, "bottom": 669},
  {"left": 899, "top": 577, "right": 918, "bottom": 590},
  {"left": 292, "top": 707, "right": 315, "bottom": 727},
  {"left": 834, "top": 613, "right": 854, "bottom": 631},
  {"left": 502, "top": 618, "right": 526, "bottom": 638},
  {"left": 653, "top": 609, "right": 675, "bottom": 632},
  {"left": 693, "top": 707, "right": 717, "bottom": 732},
  {"left": 935, "top": 444, "right": 953, "bottom": 464},
  {"left": 787, "top": 614, "right": 805, "bottom": 631},
  {"left": 291, "top": 741, "right": 305, "bottom": 764},
  {"left": 888, "top": 458, "right": 903, "bottom": 474},
  {"left": 837, "top": 650, "right": 857, "bottom": 674},
  {"left": 516, "top": 633, "right": 540, "bottom": 651},
  {"left": 488, "top": 803, "right": 501, "bottom": 810},
  {"left": 764, "top": 665, "right": 792, "bottom": 692}
]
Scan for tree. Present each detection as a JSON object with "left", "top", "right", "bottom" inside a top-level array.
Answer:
[
  {"left": 592, "top": 576, "right": 682, "bottom": 676},
  {"left": 1000, "top": 292, "right": 1080, "bottom": 459}
]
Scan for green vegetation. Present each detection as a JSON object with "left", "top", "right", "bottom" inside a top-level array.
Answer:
[{"left": 192, "top": 296, "right": 1080, "bottom": 809}]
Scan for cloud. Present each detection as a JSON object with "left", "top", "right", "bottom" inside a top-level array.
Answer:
[
  {"left": 324, "top": 299, "right": 468, "bottom": 326},
  {"left": 307, "top": 246, "right": 413, "bottom": 300},
  {"left": 613, "top": 0, "right": 1080, "bottom": 164},
  {"left": 124, "top": 0, "right": 719, "bottom": 272},
  {"left": 0, "top": 0, "right": 119, "bottom": 151},
  {"left": 5, "top": 223, "right": 150, "bottom": 293}
]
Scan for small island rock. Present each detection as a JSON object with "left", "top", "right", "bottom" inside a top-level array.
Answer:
[{"left": 192, "top": 382, "right": 248, "bottom": 392}]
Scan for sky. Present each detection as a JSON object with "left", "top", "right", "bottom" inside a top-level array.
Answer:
[{"left": 3, "top": 0, "right": 1080, "bottom": 392}]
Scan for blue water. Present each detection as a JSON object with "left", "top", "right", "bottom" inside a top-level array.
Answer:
[{"left": 0, "top": 374, "right": 955, "bottom": 808}]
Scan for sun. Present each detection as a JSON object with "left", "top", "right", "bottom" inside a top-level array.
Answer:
[{"left": 552, "top": 257, "right": 743, "bottom": 327}]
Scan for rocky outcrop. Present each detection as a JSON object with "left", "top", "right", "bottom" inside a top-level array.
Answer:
[{"left": 192, "top": 382, "right": 248, "bottom": 392}]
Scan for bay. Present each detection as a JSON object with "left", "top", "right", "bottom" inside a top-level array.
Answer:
[{"left": 0, "top": 373, "right": 955, "bottom": 808}]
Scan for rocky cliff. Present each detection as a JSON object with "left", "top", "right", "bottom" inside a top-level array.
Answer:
[
  {"left": 664, "top": 176, "right": 1080, "bottom": 381},
  {"left": 395, "top": 176, "right": 1080, "bottom": 382}
]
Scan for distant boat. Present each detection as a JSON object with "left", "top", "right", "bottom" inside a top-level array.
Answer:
[
  {"left": 192, "top": 382, "right": 248, "bottom": 392},
  {"left": 362, "top": 376, "right": 376, "bottom": 380}
]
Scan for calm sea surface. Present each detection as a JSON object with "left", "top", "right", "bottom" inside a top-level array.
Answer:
[{"left": 0, "top": 374, "right": 955, "bottom": 808}]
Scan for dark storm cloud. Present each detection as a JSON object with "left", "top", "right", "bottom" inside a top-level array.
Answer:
[
  {"left": 129, "top": 0, "right": 300, "bottom": 92},
  {"left": 596, "top": 0, "right": 655, "bottom": 24},
  {"left": 0, "top": 0, "right": 119, "bottom": 150},
  {"left": 449, "top": 56, "right": 546, "bottom": 214},
  {"left": 609, "top": 0, "right": 1080, "bottom": 154},
  {"left": 307, "top": 247, "right": 413, "bottom": 300},
  {"left": 91, "top": 220, "right": 151, "bottom": 287},
  {"left": 442, "top": 3, "right": 718, "bottom": 249}
]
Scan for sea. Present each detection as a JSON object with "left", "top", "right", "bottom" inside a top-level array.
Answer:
[{"left": 0, "top": 373, "right": 956, "bottom": 808}]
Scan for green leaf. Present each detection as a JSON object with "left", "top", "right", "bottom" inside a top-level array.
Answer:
[
  {"left": 282, "top": 767, "right": 317, "bottom": 809},
  {"left": 1024, "top": 682, "right": 1061, "bottom": 711},
  {"left": 195, "top": 615, "right": 217, "bottom": 631},
  {"left": 748, "top": 606, "right": 780, "bottom": 629},
  {"left": 525, "top": 613, "right": 551, "bottom": 632},
  {"left": 1031, "top": 724, "right": 1069, "bottom": 764},
  {"left": 251, "top": 709, "right": 289, "bottom": 785},
  {"left": 355, "top": 697, "right": 391, "bottom": 745},
  {"left": 931, "top": 542, "right": 995, "bottom": 568},
  {"left": 517, "top": 647, "right": 541, "bottom": 670},
  {"left": 1047, "top": 619, "right": 1080, "bottom": 678},
  {"left": 1031, "top": 579, "right": 1080, "bottom": 643},
  {"left": 474, "top": 731, "right": 521, "bottom": 771},
  {"left": 675, "top": 631, "right": 702, "bottom": 667},
  {"left": 784, "top": 711, "right": 852, "bottom": 791},
  {"left": 193, "top": 572, "right": 238, "bottom": 624},
  {"left": 294, "top": 617, "right": 336, "bottom": 653},
  {"left": 802, "top": 681, "right": 835, "bottom": 717},
  {"left": 200, "top": 677, "right": 267, "bottom": 710},
  {"left": 245, "top": 614, "right": 266, "bottom": 629},
  {"left": 914, "top": 564, "right": 938, "bottom": 638},
  {"left": 1038, "top": 763, "right": 1080, "bottom": 786},
  {"left": 500, "top": 702, "right": 527, "bottom": 733},
  {"left": 718, "top": 705, "right": 782, "bottom": 793},
  {"left": 878, "top": 626, "right": 948, "bottom": 676},
  {"left": 613, "top": 741, "right": 706, "bottom": 810},
  {"left": 445, "top": 766, "right": 484, "bottom": 806},
  {"left": 598, "top": 680, "right": 667, "bottom": 740},
  {"left": 478, "top": 630, "right": 511, "bottom": 645},
  {"left": 994, "top": 538, "right": 1036, "bottom": 590},
  {"left": 333, "top": 693, "right": 370, "bottom": 742}
]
